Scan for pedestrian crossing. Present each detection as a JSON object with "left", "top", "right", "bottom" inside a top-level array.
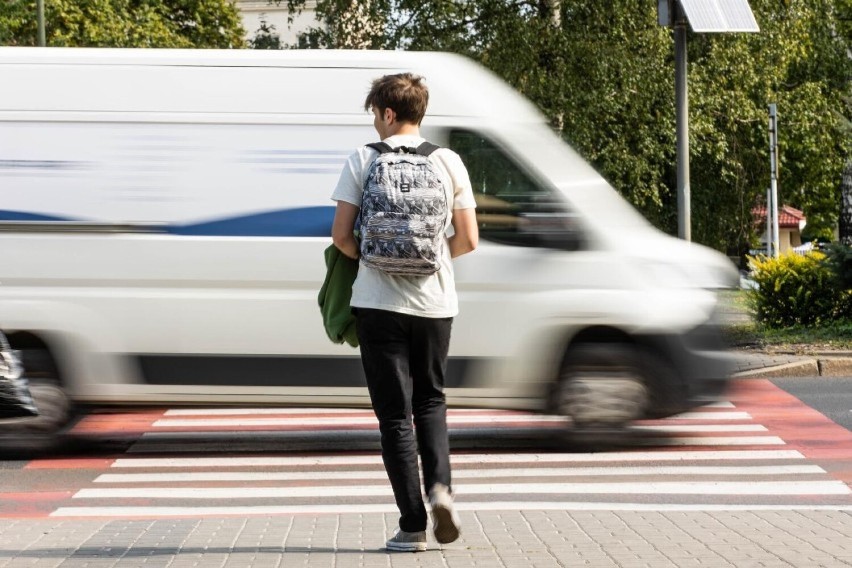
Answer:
[{"left": 17, "top": 380, "right": 852, "bottom": 518}]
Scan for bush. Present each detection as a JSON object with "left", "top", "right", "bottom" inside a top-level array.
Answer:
[
  {"left": 747, "top": 252, "right": 848, "bottom": 328},
  {"left": 825, "top": 243, "right": 852, "bottom": 289}
]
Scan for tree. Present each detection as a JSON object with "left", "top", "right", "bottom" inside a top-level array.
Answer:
[
  {"left": 284, "top": 0, "right": 849, "bottom": 254},
  {"left": 837, "top": 0, "right": 851, "bottom": 245},
  {"left": 841, "top": 154, "right": 852, "bottom": 246},
  {"left": 283, "top": 0, "right": 384, "bottom": 49},
  {"left": 282, "top": 0, "right": 678, "bottom": 228},
  {"left": 689, "top": 0, "right": 850, "bottom": 253},
  {"left": 0, "top": 0, "right": 246, "bottom": 48}
]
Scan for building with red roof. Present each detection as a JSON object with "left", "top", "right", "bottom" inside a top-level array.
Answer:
[{"left": 752, "top": 204, "right": 807, "bottom": 254}]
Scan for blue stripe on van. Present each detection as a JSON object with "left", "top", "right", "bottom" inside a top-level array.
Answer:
[
  {"left": 0, "top": 210, "right": 71, "bottom": 222},
  {"left": 0, "top": 207, "right": 336, "bottom": 237},
  {"left": 167, "top": 206, "right": 335, "bottom": 237}
]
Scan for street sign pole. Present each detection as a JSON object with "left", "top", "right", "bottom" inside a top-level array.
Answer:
[
  {"left": 769, "top": 104, "right": 780, "bottom": 257},
  {"left": 37, "top": 0, "right": 46, "bottom": 46},
  {"left": 674, "top": 2, "right": 691, "bottom": 241},
  {"left": 659, "top": 0, "right": 758, "bottom": 243},
  {"left": 766, "top": 187, "right": 772, "bottom": 255}
]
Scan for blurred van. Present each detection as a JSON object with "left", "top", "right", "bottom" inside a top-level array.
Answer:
[{"left": 0, "top": 47, "right": 737, "bottom": 445}]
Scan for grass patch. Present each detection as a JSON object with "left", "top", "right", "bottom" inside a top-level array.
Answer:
[
  {"left": 723, "top": 320, "right": 852, "bottom": 352},
  {"left": 718, "top": 289, "right": 750, "bottom": 313},
  {"left": 723, "top": 321, "right": 852, "bottom": 353},
  {"left": 719, "top": 289, "right": 852, "bottom": 352}
]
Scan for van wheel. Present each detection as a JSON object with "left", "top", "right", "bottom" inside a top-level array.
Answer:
[
  {"left": 552, "top": 343, "right": 649, "bottom": 431},
  {"left": 0, "top": 348, "right": 75, "bottom": 453}
]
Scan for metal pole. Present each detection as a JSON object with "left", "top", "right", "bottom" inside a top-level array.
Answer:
[
  {"left": 766, "top": 187, "right": 775, "bottom": 256},
  {"left": 769, "top": 104, "right": 780, "bottom": 257},
  {"left": 674, "top": 4, "right": 690, "bottom": 241},
  {"left": 36, "top": 0, "right": 46, "bottom": 46}
]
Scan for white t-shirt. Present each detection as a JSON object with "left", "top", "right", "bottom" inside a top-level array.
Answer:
[{"left": 331, "top": 134, "right": 477, "bottom": 318}]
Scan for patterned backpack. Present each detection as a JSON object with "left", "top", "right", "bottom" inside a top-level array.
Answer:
[{"left": 359, "top": 142, "right": 449, "bottom": 276}]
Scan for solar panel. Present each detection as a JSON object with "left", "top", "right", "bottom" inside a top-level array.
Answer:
[{"left": 678, "top": 0, "right": 760, "bottom": 32}]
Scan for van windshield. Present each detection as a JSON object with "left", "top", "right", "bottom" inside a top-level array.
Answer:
[{"left": 449, "top": 129, "right": 581, "bottom": 249}]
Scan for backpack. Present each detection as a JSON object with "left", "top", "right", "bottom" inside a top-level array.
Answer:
[{"left": 359, "top": 141, "right": 449, "bottom": 276}]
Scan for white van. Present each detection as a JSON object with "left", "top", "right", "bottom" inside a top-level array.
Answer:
[{"left": 0, "top": 47, "right": 737, "bottom": 445}]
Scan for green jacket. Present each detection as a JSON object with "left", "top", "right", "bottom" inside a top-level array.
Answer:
[{"left": 318, "top": 244, "right": 359, "bottom": 348}]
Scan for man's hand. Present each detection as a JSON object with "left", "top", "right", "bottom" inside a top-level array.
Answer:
[
  {"left": 331, "top": 201, "right": 360, "bottom": 260},
  {"left": 449, "top": 208, "right": 479, "bottom": 258}
]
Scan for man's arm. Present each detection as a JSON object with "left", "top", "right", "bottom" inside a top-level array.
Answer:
[
  {"left": 449, "top": 208, "right": 479, "bottom": 258},
  {"left": 331, "top": 201, "right": 360, "bottom": 260}
]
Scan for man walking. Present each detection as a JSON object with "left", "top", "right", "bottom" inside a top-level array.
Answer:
[{"left": 330, "top": 73, "right": 478, "bottom": 552}]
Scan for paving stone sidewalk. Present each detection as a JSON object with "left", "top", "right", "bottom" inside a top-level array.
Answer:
[{"left": 1, "top": 511, "right": 851, "bottom": 568}]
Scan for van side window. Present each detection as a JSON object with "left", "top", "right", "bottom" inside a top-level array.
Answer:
[{"left": 449, "top": 130, "right": 582, "bottom": 250}]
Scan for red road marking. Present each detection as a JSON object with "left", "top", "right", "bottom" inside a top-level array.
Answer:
[
  {"left": 0, "top": 491, "right": 76, "bottom": 518},
  {"left": 0, "top": 491, "right": 75, "bottom": 501},
  {"left": 729, "top": 379, "right": 852, "bottom": 482},
  {"left": 70, "top": 410, "right": 166, "bottom": 434},
  {"left": 25, "top": 458, "right": 116, "bottom": 470}
]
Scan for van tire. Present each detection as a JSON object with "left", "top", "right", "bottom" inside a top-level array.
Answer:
[
  {"left": 0, "top": 348, "right": 75, "bottom": 453},
  {"left": 553, "top": 343, "right": 649, "bottom": 431}
]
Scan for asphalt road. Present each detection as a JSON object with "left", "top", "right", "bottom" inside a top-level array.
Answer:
[{"left": 773, "top": 376, "right": 852, "bottom": 432}]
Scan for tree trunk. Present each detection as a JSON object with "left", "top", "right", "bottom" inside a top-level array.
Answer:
[{"left": 840, "top": 158, "right": 852, "bottom": 245}]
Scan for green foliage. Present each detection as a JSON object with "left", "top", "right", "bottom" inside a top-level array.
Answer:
[
  {"left": 747, "top": 252, "right": 849, "bottom": 328},
  {"left": 688, "top": 0, "right": 849, "bottom": 253},
  {"left": 0, "top": 0, "right": 246, "bottom": 48},
  {"left": 1, "top": 0, "right": 846, "bottom": 258},
  {"left": 825, "top": 242, "right": 852, "bottom": 290},
  {"left": 284, "top": 0, "right": 850, "bottom": 253},
  {"left": 531, "top": 3, "right": 678, "bottom": 229}
]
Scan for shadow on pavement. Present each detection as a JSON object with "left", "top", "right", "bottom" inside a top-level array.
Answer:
[{"left": 0, "top": 546, "right": 393, "bottom": 558}]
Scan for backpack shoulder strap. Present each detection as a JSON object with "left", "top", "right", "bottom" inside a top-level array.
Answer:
[
  {"left": 415, "top": 142, "right": 441, "bottom": 157},
  {"left": 366, "top": 142, "right": 394, "bottom": 154}
]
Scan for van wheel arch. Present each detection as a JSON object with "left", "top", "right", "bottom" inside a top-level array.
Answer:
[{"left": 550, "top": 327, "right": 675, "bottom": 430}]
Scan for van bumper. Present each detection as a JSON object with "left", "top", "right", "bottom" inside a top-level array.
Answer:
[{"left": 640, "top": 321, "right": 736, "bottom": 418}]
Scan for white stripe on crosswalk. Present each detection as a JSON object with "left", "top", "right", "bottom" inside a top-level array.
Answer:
[
  {"left": 135, "top": 432, "right": 784, "bottom": 447},
  {"left": 632, "top": 425, "right": 767, "bottom": 432},
  {"left": 166, "top": 408, "right": 375, "bottom": 416},
  {"left": 110, "top": 450, "right": 807, "bottom": 469},
  {"left": 668, "top": 412, "right": 751, "bottom": 420},
  {"left": 152, "top": 411, "right": 752, "bottom": 427},
  {"left": 637, "top": 436, "right": 784, "bottom": 446},
  {"left": 73, "top": 481, "right": 851, "bottom": 499},
  {"left": 162, "top": 403, "right": 738, "bottom": 417},
  {"left": 150, "top": 420, "right": 766, "bottom": 431},
  {"left": 163, "top": 408, "right": 524, "bottom": 416},
  {"left": 152, "top": 415, "right": 570, "bottom": 428},
  {"left": 93, "top": 465, "right": 827, "bottom": 484},
  {"left": 49, "top": 503, "right": 852, "bottom": 517}
]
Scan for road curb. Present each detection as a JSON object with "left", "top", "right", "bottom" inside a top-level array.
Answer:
[
  {"left": 733, "top": 359, "right": 820, "bottom": 379},
  {"left": 733, "top": 357, "right": 852, "bottom": 379},
  {"left": 818, "top": 357, "right": 852, "bottom": 377}
]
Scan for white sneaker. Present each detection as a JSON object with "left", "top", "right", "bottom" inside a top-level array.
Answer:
[
  {"left": 428, "top": 483, "right": 461, "bottom": 544},
  {"left": 385, "top": 528, "right": 427, "bottom": 552}
]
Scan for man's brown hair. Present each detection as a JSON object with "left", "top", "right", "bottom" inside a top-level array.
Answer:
[{"left": 364, "top": 73, "right": 429, "bottom": 125}]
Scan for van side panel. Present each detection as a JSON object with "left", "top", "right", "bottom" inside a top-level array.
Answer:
[{"left": 0, "top": 51, "right": 732, "bottom": 415}]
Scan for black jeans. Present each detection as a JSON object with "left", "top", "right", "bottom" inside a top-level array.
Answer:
[{"left": 355, "top": 308, "right": 453, "bottom": 533}]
